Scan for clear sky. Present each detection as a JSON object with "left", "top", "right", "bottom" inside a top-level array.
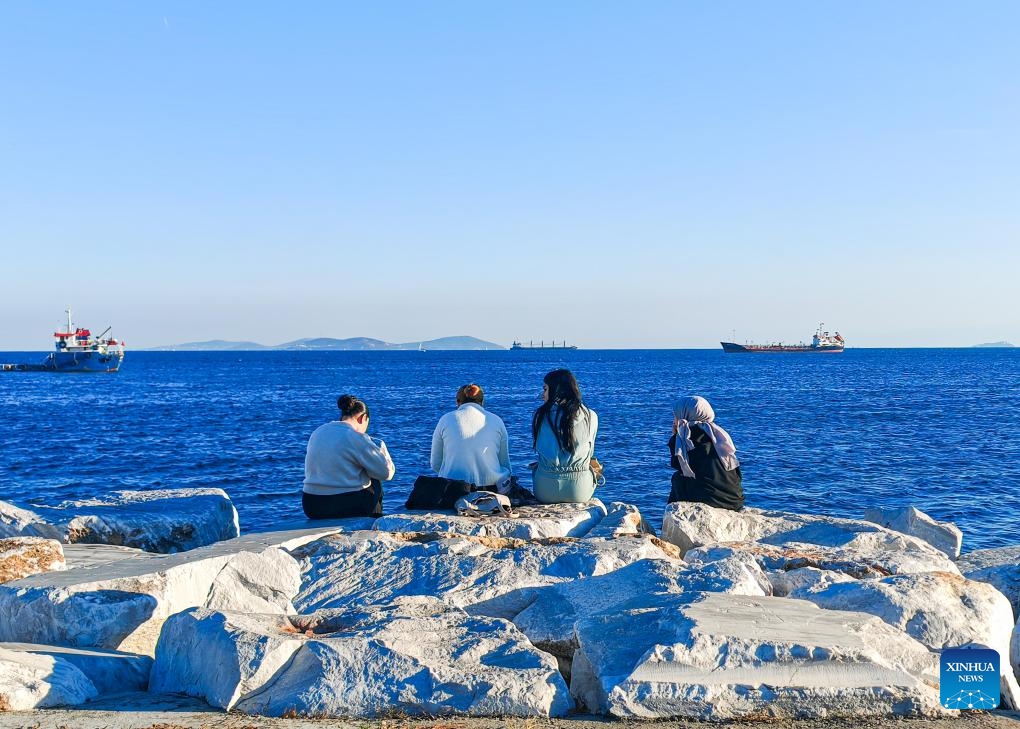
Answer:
[{"left": 2, "top": 2, "right": 1017, "bottom": 349}]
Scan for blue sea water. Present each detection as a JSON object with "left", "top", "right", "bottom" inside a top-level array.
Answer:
[{"left": 1, "top": 349, "right": 1018, "bottom": 551}]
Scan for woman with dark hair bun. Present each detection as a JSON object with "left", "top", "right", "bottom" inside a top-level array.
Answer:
[
  {"left": 531, "top": 369, "right": 599, "bottom": 503},
  {"left": 302, "top": 394, "right": 396, "bottom": 519},
  {"left": 430, "top": 383, "right": 512, "bottom": 489}
]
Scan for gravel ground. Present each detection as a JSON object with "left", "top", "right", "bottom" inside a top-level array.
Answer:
[{"left": 1, "top": 693, "right": 1018, "bottom": 729}]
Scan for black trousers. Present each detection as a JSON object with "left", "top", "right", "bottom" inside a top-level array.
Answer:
[{"left": 302, "top": 479, "right": 383, "bottom": 519}]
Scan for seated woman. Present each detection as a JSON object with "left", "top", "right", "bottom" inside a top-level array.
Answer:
[
  {"left": 531, "top": 369, "right": 599, "bottom": 504},
  {"left": 430, "top": 383, "right": 512, "bottom": 490},
  {"left": 668, "top": 395, "right": 743, "bottom": 511},
  {"left": 302, "top": 394, "right": 396, "bottom": 519}
]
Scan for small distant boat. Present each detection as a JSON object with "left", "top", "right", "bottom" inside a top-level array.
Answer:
[
  {"left": 510, "top": 340, "right": 579, "bottom": 350},
  {"left": 721, "top": 323, "right": 844, "bottom": 354},
  {"left": 1, "top": 309, "right": 125, "bottom": 372}
]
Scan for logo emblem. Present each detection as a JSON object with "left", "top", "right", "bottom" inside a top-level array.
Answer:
[{"left": 940, "top": 647, "right": 999, "bottom": 710}]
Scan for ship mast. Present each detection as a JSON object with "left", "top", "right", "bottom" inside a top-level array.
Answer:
[{"left": 66, "top": 307, "right": 73, "bottom": 334}]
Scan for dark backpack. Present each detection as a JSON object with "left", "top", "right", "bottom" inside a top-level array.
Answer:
[{"left": 405, "top": 475, "right": 476, "bottom": 510}]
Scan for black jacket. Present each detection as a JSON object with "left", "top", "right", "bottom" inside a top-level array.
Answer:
[{"left": 668, "top": 427, "right": 744, "bottom": 511}]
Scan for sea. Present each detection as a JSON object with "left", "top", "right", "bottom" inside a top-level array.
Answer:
[{"left": 1, "top": 348, "right": 1018, "bottom": 552}]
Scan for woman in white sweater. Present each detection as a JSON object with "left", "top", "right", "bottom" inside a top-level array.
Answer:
[
  {"left": 303, "top": 394, "right": 396, "bottom": 519},
  {"left": 430, "top": 384, "right": 512, "bottom": 489}
]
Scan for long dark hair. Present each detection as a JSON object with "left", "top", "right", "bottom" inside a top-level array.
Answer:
[{"left": 532, "top": 369, "right": 584, "bottom": 451}]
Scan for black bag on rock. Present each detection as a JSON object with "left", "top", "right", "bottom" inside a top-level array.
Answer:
[{"left": 405, "top": 475, "right": 476, "bottom": 510}]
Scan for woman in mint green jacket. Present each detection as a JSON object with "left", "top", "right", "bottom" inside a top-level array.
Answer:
[{"left": 531, "top": 369, "right": 599, "bottom": 504}]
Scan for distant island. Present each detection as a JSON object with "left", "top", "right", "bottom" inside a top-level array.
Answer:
[
  {"left": 147, "top": 335, "right": 504, "bottom": 352},
  {"left": 972, "top": 341, "right": 1015, "bottom": 348}
]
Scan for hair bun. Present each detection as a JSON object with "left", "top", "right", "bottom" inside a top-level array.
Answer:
[
  {"left": 465, "top": 385, "right": 481, "bottom": 397},
  {"left": 336, "top": 394, "right": 366, "bottom": 417}
]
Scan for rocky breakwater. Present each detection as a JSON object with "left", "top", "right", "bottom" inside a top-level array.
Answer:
[{"left": 0, "top": 491, "right": 1017, "bottom": 721}]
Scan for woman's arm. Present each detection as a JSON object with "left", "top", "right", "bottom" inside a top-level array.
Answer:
[
  {"left": 359, "top": 435, "right": 397, "bottom": 481},
  {"left": 497, "top": 419, "right": 512, "bottom": 474},
  {"left": 430, "top": 419, "right": 445, "bottom": 474}
]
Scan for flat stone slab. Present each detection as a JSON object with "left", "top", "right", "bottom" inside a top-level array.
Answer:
[
  {"left": 776, "top": 567, "right": 1020, "bottom": 709},
  {"left": 864, "top": 506, "right": 963, "bottom": 559},
  {"left": 664, "top": 502, "right": 958, "bottom": 576},
  {"left": 293, "top": 530, "right": 679, "bottom": 620},
  {"left": 0, "top": 645, "right": 97, "bottom": 710},
  {"left": 0, "top": 537, "right": 64, "bottom": 584},
  {"left": 149, "top": 598, "right": 572, "bottom": 717},
  {"left": 571, "top": 591, "right": 947, "bottom": 719},
  {"left": 0, "top": 523, "right": 358, "bottom": 655},
  {"left": 4, "top": 490, "right": 240, "bottom": 554},
  {"left": 0, "top": 643, "right": 152, "bottom": 696},
  {"left": 958, "top": 545, "right": 1020, "bottom": 620},
  {"left": 373, "top": 500, "right": 608, "bottom": 540}
]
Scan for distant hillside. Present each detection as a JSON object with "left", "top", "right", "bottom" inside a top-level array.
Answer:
[
  {"left": 148, "top": 340, "right": 270, "bottom": 351},
  {"left": 148, "top": 335, "right": 505, "bottom": 351},
  {"left": 972, "top": 341, "right": 1015, "bottom": 348}
]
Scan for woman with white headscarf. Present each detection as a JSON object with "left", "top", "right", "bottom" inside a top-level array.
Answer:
[{"left": 668, "top": 395, "right": 743, "bottom": 511}]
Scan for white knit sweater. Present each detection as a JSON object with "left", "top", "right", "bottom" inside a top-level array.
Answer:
[
  {"left": 430, "top": 403, "right": 511, "bottom": 488},
  {"left": 303, "top": 421, "right": 396, "bottom": 495}
]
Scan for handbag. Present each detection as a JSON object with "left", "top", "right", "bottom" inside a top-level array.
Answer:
[
  {"left": 590, "top": 458, "right": 606, "bottom": 487},
  {"left": 455, "top": 492, "right": 513, "bottom": 517},
  {"left": 405, "top": 475, "right": 476, "bottom": 510}
]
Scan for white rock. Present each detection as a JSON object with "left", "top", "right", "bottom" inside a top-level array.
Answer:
[
  {"left": 663, "top": 503, "right": 959, "bottom": 576},
  {"left": 293, "top": 530, "right": 678, "bottom": 620},
  {"left": 374, "top": 499, "right": 608, "bottom": 540},
  {"left": 0, "top": 642, "right": 152, "bottom": 696},
  {"left": 586, "top": 502, "right": 655, "bottom": 538},
  {"left": 512, "top": 552, "right": 768, "bottom": 675},
  {"left": 571, "top": 591, "right": 946, "bottom": 719},
  {"left": 0, "top": 501, "right": 61, "bottom": 540},
  {"left": 0, "top": 645, "right": 97, "bottom": 710},
  {"left": 35, "top": 488, "right": 240, "bottom": 553},
  {"left": 205, "top": 548, "right": 302, "bottom": 615},
  {"left": 62, "top": 543, "right": 148, "bottom": 570},
  {"left": 688, "top": 538, "right": 957, "bottom": 581},
  {"left": 0, "top": 537, "right": 65, "bottom": 584},
  {"left": 780, "top": 568, "right": 1020, "bottom": 709},
  {"left": 1012, "top": 616, "right": 1019, "bottom": 685},
  {"left": 0, "top": 524, "right": 352, "bottom": 655},
  {"left": 151, "top": 598, "right": 572, "bottom": 717},
  {"left": 958, "top": 545, "right": 1020, "bottom": 620},
  {"left": 864, "top": 506, "right": 963, "bottom": 559}
]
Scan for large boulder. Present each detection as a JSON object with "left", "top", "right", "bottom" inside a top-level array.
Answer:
[
  {"left": 0, "top": 537, "right": 65, "bottom": 584},
  {"left": 0, "top": 502, "right": 60, "bottom": 540},
  {"left": 512, "top": 552, "right": 770, "bottom": 676},
  {"left": 571, "top": 591, "right": 946, "bottom": 719},
  {"left": 0, "top": 642, "right": 152, "bottom": 696},
  {"left": 776, "top": 567, "right": 1020, "bottom": 709},
  {"left": 149, "top": 598, "right": 572, "bottom": 718},
  {"left": 293, "top": 530, "right": 678, "bottom": 620},
  {"left": 30, "top": 488, "right": 240, "bottom": 553},
  {"left": 863, "top": 506, "right": 963, "bottom": 559},
  {"left": 958, "top": 545, "right": 1020, "bottom": 620},
  {"left": 373, "top": 500, "right": 608, "bottom": 540},
  {"left": 0, "top": 524, "right": 349, "bottom": 655},
  {"left": 0, "top": 645, "right": 97, "bottom": 710},
  {"left": 664, "top": 503, "right": 958, "bottom": 576}
]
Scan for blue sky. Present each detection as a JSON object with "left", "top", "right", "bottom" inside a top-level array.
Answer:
[{"left": 2, "top": 2, "right": 1017, "bottom": 349}]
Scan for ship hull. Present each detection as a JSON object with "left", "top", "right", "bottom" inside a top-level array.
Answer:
[
  {"left": 46, "top": 351, "right": 123, "bottom": 371},
  {"left": 721, "top": 342, "right": 844, "bottom": 354}
]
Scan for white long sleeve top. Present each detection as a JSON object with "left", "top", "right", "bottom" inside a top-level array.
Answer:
[
  {"left": 430, "top": 402, "right": 511, "bottom": 488},
  {"left": 303, "top": 421, "right": 396, "bottom": 496}
]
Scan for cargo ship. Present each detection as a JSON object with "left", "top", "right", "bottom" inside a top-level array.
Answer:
[
  {"left": 1, "top": 309, "right": 125, "bottom": 372},
  {"left": 721, "top": 324, "right": 844, "bottom": 353},
  {"left": 511, "top": 340, "right": 578, "bottom": 350}
]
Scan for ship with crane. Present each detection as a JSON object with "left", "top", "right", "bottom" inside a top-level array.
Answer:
[
  {"left": 1, "top": 309, "right": 125, "bottom": 372},
  {"left": 721, "top": 323, "right": 844, "bottom": 353}
]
